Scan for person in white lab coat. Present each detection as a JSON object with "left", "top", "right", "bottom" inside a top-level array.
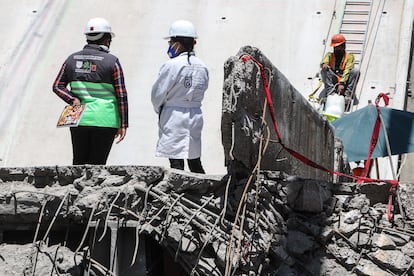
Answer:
[{"left": 151, "top": 20, "right": 209, "bottom": 173}]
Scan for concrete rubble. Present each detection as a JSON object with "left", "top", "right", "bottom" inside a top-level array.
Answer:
[{"left": 0, "top": 166, "right": 413, "bottom": 275}]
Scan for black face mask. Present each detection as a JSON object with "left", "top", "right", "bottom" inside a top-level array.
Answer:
[{"left": 334, "top": 44, "right": 345, "bottom": 56}]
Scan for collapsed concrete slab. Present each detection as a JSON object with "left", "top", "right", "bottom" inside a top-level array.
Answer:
[
  {"left": 221, "top": 46, "right": 339, "bottom": 182},
  {"left": 0, "top": 165, "right": 412, "bottom": 275}
]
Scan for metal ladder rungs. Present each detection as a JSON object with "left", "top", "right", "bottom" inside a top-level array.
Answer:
[
  {"left": 340, "top": 29, "right": 367, "bottom": 35},
  {"left": 341, "top": 0, "right": 371, "bottom": 103},
  {"left": 342, "top": 20, "right": 368, "bottom": 24},
  {"left": 347, "top": 39, "right": 365, "bottom": 44},
  {"left": 344, "top": 10, "right": 370, "bottom": 15},
  {"left": 346, "top": 1, "right": 371, "bottom": 5}
]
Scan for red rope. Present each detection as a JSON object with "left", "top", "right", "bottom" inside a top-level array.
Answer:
[
  {"left": 240, "top": 55, "right": 398, "bottom": 220},
  {"left": 372, "top": 93, "right": 396, "bottom": 221}
]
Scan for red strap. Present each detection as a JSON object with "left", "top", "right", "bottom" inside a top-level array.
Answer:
[
  {"left": 241, "top": 55, "right": 283, "bottom": 141},
  {"left": 357, "top": 114, "right": 380, "bottom": 182},
  {"left": 358, "top": 93, "right": 390, "bottom": 182},
  {"left": 376, "top": 93, "right": 389, "bottom": 106},
  {"left": 240, "top": 54, "right": 399, "bottom": 188}
]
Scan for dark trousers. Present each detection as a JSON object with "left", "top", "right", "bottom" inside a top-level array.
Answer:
[
  {"left": 169, "top": 158, "right": 205, "bottom": 174},
  {"left": 70, "top": 126, "right": 117, "bottom": 165},
  {"left": 319, "top": 67, "right": 360, "bottom": 98}
]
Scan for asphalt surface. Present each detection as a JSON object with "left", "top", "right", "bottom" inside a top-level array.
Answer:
[{"left": 0, "top": 0, "right": 412, "bottom": 177}]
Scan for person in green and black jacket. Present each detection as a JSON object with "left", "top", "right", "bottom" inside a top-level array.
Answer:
[{"left": 53, "top": 17, "right": 128, "bottom": 165}]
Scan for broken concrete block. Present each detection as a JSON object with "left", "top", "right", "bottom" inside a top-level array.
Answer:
[
  {"left": 355, "top": 260, "right": 393, "bottom": 276},
  {"left": 271, "top": 244, "right": 295, "bottom": 266},
  {"left": 326, "top": 243, "right": 358, "bottom": 269},
  {"left": 212, "top": 240, "right": 227, "bottom": 267},
  {"left": 343, "top": 209, "right": 362, "bottom": 224},
  {"left": 167, "top": 221, "right": 198, "bottom": 253},
  {"left": 399, "top": 182, "right": 414, "bottom": 220},
  {"left": 383, "top": 230, "right": 411, "bottom": 246},
  {"left": 349, "top": 231, "right": 370, "bottom": 247},
  {"left": 0, "top": 243, "right": 82, "bottom": 276},
  {"left": 221, "top": 46, "right": 336, "bottom": 181},
  {"left": 285, "top": 177, "right": 331, "bottom": 213},
  {"left": 370, "top": 249, "right": 412, "bottom": 274},
  {"left": 359, "top": 182, "right": 392, "bottom": 205},
  {"left": 320, "top": 257, "right": 351, "bottom": 275},
  {"left": 167, "top": 170, "right": 223, "bottom": 193},
  {"left": 287, "top": 230, "right": 315, "bottom": 256},
  {"left": 401, "top": 241, "right": 414, "bottom": 258},
  {"left": 287, "top": 217, "right": 321, "bottom": 237},
  {"left": 337, "top": 220, "right": 359, "bottom": 237},
  {"left": 332, "top": 182, "right": 356, "bottom": 194},
  {"left": 320, "top": 227, "right": 334, "bottom": 244},
  {"left": 372, "top": 233, "right": 397, "bottom": 250},
  {"left": 348, "top": 194, "right": 370, "bottom": 210}
]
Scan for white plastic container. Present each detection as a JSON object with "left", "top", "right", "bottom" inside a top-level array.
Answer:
[{"left": 323, "top": 93, "right": 345, "bottom": 122}]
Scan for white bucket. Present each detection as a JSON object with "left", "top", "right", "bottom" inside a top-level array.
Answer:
[{"left": 323, "top": 93, "right": 345, "bottom": 122}]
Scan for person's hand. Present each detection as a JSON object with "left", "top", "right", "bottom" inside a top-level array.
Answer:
[
  {"left": 72, "top": 98, "right": 81, "bottom": 105},
  {"left": 115, "top": 127, "right": 127, "bottom": 144},
  {"left": 337, "top": 84, "right": 345, "bottom": 95},
  {"left": 322, "top": 64, "right": 330, "bottom": 70}
]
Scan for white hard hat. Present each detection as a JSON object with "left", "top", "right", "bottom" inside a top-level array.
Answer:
[
  {"left": 84, "top": 17, "right": 115, "bottom": 41},
  {"left": 164, "top": 20, "right": 198, "bottom": 39}
]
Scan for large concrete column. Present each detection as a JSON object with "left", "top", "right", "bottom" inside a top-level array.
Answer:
[{"left": 222, "top": 46, "right": 336, "bottom": 181}]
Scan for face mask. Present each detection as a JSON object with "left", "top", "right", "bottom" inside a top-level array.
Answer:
[{"left": 167, "top": 45, "right": 178, "bottom": 58}]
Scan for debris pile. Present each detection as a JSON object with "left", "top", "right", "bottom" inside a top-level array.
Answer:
[
  {"left": 0, "top": 166, "right": 412, "bottom": 275},
  {"left": 282, "top": 179, "right": 414, "bottom": 276}
]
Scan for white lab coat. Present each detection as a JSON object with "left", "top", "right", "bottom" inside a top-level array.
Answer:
[{"left": 151, "top": 52, "right": 209, "bottom": 159}]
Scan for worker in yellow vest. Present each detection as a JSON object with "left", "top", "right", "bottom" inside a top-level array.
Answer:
[{"left": 319, "top": 34, "right": 359, "bottom": 105}]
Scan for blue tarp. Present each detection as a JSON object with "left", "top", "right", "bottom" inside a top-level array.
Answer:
[{"left": 331, "top": 105, "right": 414, "bottom": 162}]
